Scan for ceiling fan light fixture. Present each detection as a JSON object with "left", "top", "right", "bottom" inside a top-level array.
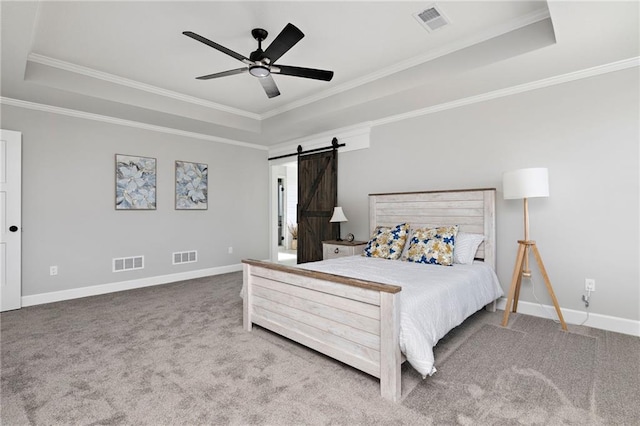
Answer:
[{"left": 249, "top": 65, "right": 270, "bottom": 78}]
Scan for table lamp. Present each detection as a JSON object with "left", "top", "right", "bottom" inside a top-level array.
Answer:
[{"left": 329, "top": 207, "right": 348, "bottom": 241}]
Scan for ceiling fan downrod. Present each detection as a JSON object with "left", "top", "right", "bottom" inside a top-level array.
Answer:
[{"left": 249, "top": 28, "right": 270, "bottom": 77}]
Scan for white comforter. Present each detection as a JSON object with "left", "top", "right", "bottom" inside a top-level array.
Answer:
[{"left": 298, "top": 256, "right": 503, "bottom": 377}]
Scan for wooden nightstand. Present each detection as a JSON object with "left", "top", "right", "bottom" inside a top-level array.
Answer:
[{"left": 322, "top": 240, "right": 367, "bottom": 260}]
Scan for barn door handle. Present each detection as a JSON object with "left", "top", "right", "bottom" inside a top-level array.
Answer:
[{"left": 9, "top": 225, "right": 18, "bottom": 232}]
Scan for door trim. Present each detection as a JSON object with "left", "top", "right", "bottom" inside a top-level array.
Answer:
[{"left": 1, "top": 129, "right": 22, "bottom": 311}]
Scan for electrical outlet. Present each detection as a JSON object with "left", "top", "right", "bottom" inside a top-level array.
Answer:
[
  {"left": 585, "top": 278, "right": 596, "bottom": 292},
  {"left": 228, "top": 246, "right": 233, "bottom": 254},
  {"left": 50, "top": 266, "right": 58, "bottom": 276}
]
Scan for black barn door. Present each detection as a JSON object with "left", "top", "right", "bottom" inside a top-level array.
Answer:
[{"left": 297, "top": 149, "right": 337, "bottom": 264}]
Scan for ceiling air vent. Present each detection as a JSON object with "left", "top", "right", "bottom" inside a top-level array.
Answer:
[{"left": 413, "top": 4, "right": 451, "bottom": 33}]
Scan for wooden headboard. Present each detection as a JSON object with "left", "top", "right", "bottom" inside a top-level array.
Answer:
[{"left": 368, "top": 188, "right": 496, "bottom": 270}]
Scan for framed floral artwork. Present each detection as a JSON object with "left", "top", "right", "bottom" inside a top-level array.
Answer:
[
  {"left": 115, "top": 154, "right": 157, "bottom": 210},
  {"left": 175, "top": 161, "right": 208, "bottom": 210}
]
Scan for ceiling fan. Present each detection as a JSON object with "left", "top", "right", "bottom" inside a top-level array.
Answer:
[{"left": 183, "top": 23, "right": 334, "bottom": 99}]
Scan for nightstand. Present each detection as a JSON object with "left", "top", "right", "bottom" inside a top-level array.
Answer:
[{"left": 322, "top": 240, "right": 367, "bottom": 260}]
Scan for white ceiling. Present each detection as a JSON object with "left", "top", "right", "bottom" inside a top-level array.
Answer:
[{"left": 1, "top": 1, "right": 638, "bottom": 147}]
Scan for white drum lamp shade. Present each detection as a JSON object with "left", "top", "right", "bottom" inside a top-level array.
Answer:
[{"left": 503, "top": 168, "right": 549, "bottom": 200}]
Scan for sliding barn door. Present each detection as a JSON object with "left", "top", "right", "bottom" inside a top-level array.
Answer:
[{"left": 297, "top": 150, "right": 337, "bottom": 264}]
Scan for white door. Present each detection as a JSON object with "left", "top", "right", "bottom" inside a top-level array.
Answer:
[{"left": 1, "top": 129, "right": 22, "bottom": 311}]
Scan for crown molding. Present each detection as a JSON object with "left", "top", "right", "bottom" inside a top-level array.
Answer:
[
  {"left": 27, "top": 53, "right": 261, "bottom": 121},
  {"left": 371, "top": 56, "right": 640, "bottom": 127},
  {"left": 3, "top": 57, "right": 636, "bottom": 152},
  {"left": 260, "top": 8, "right": 551, "bottom": 119},
  {"left": 271, "top": 56, "right": 638, "bottom": 153},
  {"left": 0, "top": 97, "right": 267, "bottom": 151}
]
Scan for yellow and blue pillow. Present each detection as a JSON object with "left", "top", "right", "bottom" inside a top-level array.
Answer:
[
  {"left": 405, "top": 225, "right": 459, "bottom": 266},
  {"left": 363, "top": 223, "right": 410, "bottom": 260}
]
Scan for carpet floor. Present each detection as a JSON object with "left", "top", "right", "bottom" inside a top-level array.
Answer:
[{"left": 1, "top": 272, "right": 638, "bottom": 425}]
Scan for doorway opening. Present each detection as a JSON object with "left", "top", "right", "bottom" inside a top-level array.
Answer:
[
  {"left": 277, "top": 178, "right": 284, "bottom": 247},
  {"left": 272, "top": 162, "right": 298, "bottom": 265}
]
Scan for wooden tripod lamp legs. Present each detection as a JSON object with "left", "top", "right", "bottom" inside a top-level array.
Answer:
[{"left": 501, "top": 240, "right": 567, "bottom": 330}]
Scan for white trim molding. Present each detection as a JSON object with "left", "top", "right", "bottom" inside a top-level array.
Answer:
[
  {"left": 267, "top": 56, "right": 639, "bottom": 155},
  {"left": 3, "top": 56, "right": 637, "bottom": 153},
  {"left": 21, "top": 263, "right": 243, "bottom": 307},
  {"left": 266, "top": 57, "right": 639, "bottom": 156},
  {"left": 0, "top": 97, "right": 267, "bottom": 151},
  {"left": 372, "top": 56, "right": 640, "bottom": 128},
  {"left": 497, "top": 298, "right": 640, "bottom": 337},
  {"left": 28, "top": 53, "right": 261, "bottom": 120},
  {"left": 19, "top": 266, "right": 639, "bottom": 337}
]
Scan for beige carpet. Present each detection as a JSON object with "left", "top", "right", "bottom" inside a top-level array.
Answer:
[
  {"left": 1, "top": 272, "right": 638, "bottom": 425},
  {"left": 404, "top": 323, "right": 598, "bottom": 423}
]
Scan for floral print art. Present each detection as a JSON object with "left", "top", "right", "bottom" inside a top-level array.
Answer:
[
  {"left": 116, "top": 155, "right": 157, "bottom": 210},
  {"left": 175, "top": 161, "right": 208, "bottom": 210}
]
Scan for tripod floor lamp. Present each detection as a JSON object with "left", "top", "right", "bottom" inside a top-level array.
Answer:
[{"left": 501, "top": 168, "right": 567, "bottom": 330}]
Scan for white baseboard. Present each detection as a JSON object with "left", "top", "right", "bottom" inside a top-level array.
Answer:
[
  {"left": 21, "top": 274, "right": 639, "bottom": 337},
  {"left": 21, "top": 264, "right": 243, "bottom": 307},
  {"left": 496, "top": 297, "right": 640, "bottom": 337}
]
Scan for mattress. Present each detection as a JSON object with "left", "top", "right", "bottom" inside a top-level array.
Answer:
[{"left": 298, "top": 255, "right": 504, "bottom": 377}]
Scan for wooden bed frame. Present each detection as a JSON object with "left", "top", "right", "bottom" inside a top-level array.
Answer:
[{"left": 242, "top": 188, "right": 496, "bottom": 401}]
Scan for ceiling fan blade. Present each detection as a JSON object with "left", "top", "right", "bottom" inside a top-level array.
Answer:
[
  {"left": 183, "top": 31, "right": 252, "bottom": 65},
  {"left": 263, "top": 23, "right": 304, "bottom": 63},
  {"left": 258, "top": 75, "right": 280, "bottom": 98},
  {"left": 195, "top": 68, "right": 248, "bottom": 80},
  {"left": 273, "top": 65, "right": 334, "bottom": 81}
]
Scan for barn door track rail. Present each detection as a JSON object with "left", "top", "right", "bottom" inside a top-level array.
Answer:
[{"left": 268, "top": 137, "right": 345, "bottom": 161}]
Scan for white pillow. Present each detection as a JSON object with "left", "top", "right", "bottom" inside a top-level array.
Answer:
[{"left": 453, "top": 232, "right": 484, "bottom": 264}]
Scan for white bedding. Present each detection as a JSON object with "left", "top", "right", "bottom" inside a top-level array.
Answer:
[{"left": 298, "top": 255, "right": 503, "bottom": 377}]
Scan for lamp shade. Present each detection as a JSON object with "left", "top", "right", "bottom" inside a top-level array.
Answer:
[
  {"left": 329, "top": 207, "right": 348, "bottom": 223},
  {"left": 503, "top": 168, "right": 549, "bottom": 200}
]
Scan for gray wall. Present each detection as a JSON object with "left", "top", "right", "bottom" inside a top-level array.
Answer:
[
  {"left": 1, "top": 105, "right": 269, "bottom": 297},
  {"left": 337, "top": 67, "right": 639, "bottom": 321},
  {"left": 2, "top": 66, "right": 638, "bottom": 323}
]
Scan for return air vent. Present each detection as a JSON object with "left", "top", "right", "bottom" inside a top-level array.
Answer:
[
  {"left": 413, "top": 4, "right": 451, "bottom": 33},
  {"left": 173, "top": 250, "right": 197, "bottom": 265},
  {"left": 113, "top": 255, "right": 144, "bottom": 272}
]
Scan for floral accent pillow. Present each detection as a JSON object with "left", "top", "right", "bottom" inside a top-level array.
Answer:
[
  {"left": 363, "top": 223, "right": 410, "bottom": 260},
  {"left": 405, "top": 225, "right": 459, "bottom": 266}
]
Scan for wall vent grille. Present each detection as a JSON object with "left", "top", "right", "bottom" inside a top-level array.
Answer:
[
  {"left": 113, "top": 255, "right": 144, "bottom": 272},
  {"left": 413, "top": 4, "right": 451, "bottom": 32},
  {"left": 173, "top": 250, "right": 197, "bottom": 265}
]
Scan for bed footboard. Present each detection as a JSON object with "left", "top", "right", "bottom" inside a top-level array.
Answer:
[{"left": 242, "top": 260, "right": 402, "bottom": 401}]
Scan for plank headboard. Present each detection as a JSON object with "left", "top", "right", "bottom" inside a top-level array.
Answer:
[{"left": 368, "top": 188, "right": 496, "bottom": 270}]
